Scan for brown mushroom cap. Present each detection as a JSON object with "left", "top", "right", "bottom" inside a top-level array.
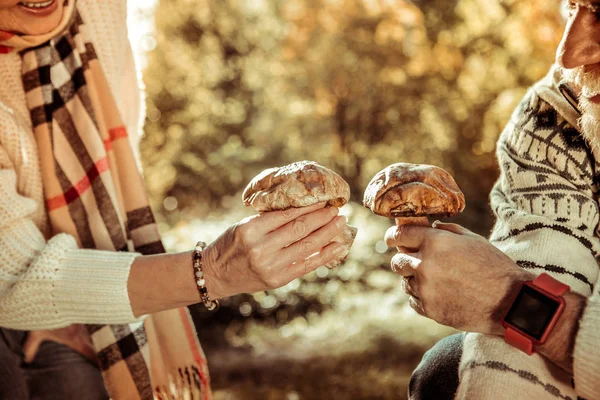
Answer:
[
  {"left": 363, "top": 163, "right": 465, "bottom": 218},
  {"left": 243, "top": 161, "right": 351, "bottom": 212}
]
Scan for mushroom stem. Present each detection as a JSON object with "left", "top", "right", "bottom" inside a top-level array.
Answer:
[{"left": 394, "top": 217, "right": 429, "bottom": 253}]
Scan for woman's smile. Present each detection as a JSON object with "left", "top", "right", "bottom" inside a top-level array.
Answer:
[
  {"left": 17, "top": 0, "right": 58, "bottom": 17},
  {"left": 0, "top": 0, "right": 63, "bottom": 35}
]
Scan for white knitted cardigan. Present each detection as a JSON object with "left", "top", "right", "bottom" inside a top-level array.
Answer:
[
  {"left": 0, "top": 0, "right": 144, "bottom": 329},
  {"left": 457, "top": 66, "right": 600, "bottom": 400}
]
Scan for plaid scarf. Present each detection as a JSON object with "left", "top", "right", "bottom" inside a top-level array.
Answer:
[{"left": 0, "top": 2, "right": 212, "bottom": 399}]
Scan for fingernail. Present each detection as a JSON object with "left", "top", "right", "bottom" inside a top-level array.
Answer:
[
  {"left": 329, "top": 207, "right": 339, "bottom": 217},
  {"left": 335, "top": 216, "right": 346, "bottom": 228}
]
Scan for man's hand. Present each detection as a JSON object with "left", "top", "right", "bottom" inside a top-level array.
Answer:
[{"left": 385, "top": 221, "right": 533, "bottom": 336}]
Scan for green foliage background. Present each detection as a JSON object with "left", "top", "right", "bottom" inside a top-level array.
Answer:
[{"left": 139, "top": 0, "right": 565, "bottom": 398}]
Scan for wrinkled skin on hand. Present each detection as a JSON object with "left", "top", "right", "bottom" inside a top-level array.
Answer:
[
  {"left": 203, "top": 202, "right": 347, "bottom": 300},
  {"left": 385, "top": 221, "right": 533, "bottom": 336}
]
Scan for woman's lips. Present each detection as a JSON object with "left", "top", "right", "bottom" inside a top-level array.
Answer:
[
  {"left": 17, "top": 0, "right": 58, "bottom": 17},
  {"left": 587, "top": 94, "right": 600, "bottom": 104}
]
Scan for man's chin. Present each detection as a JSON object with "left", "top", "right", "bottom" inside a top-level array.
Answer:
[{"left": 560, "top": 66, "right": 600, "bottom": 150}]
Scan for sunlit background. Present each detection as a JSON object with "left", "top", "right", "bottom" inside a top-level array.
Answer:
[{"left": 128, "top": 0, "right": 566, "bottom": 398}]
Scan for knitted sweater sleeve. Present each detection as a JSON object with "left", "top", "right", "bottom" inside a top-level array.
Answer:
[
  {"left": 0, "top": 113, "right": 142, "bottom": 330},
  {"left": 573, "top": 280, "right": 600, "bottom": 399},
  {"left": 489, "top": 92, "right": 600, "bottom": 398}
]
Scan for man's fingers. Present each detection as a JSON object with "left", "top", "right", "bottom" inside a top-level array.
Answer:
[
  {"left": 431, "top": 220, "right": 474, "bottom": 236},
  {"left": 390, "top": 252, "right": 421, "bottom": 276},
  {"left": 385, "top": 225, "right": 431, "bottom": 250},
  {"left": 408, "top": 296, "right": 426, "bottom": 317},
  {"left": 254, "top": 202, "right": 327, "bottom": 233},
  {"left": 397, "top": 246, "right": 416, "bottom": 253},
  {"left": 266, "top": 206, "right": 339, "bottom": 249},
  {"left": 278, "top": 215, "right": 346, "bottom": 267},
  {"left": 287, "top": 242, "right": 345, "bottom": 279},
  {"left": 401, "top": 276, "right": 420, "bottom": 298}
]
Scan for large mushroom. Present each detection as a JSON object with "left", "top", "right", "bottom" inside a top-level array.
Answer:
[
  {"left": 243, "top": 161, "right": 357, "bottom": 268},
  {"left": 363, "top": 163, "right": 465, "bottom": 230}
]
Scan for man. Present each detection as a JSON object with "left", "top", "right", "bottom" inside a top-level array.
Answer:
[{"left": 385, "top": 1, "right": 600, "bottom": 399}]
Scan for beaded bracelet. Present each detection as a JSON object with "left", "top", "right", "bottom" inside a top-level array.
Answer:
[{"left": 193, "top": 241, "right": 219, "bottom": 311}]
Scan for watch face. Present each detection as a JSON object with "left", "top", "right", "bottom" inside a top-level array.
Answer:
[{"left": 504, "top": 284, "right": 561, "bottom": 341}]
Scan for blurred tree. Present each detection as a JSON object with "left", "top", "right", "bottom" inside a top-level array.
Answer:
[
  {"left": 141, "top": 0, "right": 564, "bottom": 234},
  {"left": 140, "top": 3, "right": 568, "bottom": 393}
]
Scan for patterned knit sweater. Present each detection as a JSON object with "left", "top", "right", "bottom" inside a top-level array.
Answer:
[
  {"left": 0, "top": 0, "right": 144, "bottom": 329},
  {"left": 456, "top": 66, "right": 600, "bottom": 400}
]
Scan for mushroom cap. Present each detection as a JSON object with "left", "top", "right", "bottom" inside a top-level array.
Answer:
[
  {"left": 243, "top": 161, "right": 351, "bottom": 212},
  {"left": 324, "top": 225, "right": 358, "bottom": 269},
  {"left": 363, "top": 163, "right": 465, "bottom": 218}
]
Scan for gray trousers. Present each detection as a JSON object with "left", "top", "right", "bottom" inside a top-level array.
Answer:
[
  {"left": 0, "top": 328, "right": 109, "bottom": 400},
  {"left": 409, "top": 333, "right": 465, "bottom": 400}
]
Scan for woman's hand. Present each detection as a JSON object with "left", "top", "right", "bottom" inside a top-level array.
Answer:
[
  {"left": 385, "top": 221, "right": 532, "bottom": 336},
  {"left": 203, "top": 202, "right": 347, "bottom": 299},
  {"left": 128, "top": 202, "right": 346, "bottom": 317},
  {"left": 23, "top": 325, "right": 97, "bottom": 365}
]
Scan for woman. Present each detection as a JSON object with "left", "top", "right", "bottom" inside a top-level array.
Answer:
[{"left": 0, "top": 0, "right": 347, "bottom": 398}]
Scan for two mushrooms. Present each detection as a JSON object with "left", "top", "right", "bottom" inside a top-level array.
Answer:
[{"left": 242, "top": 161, "right": 465, "bottom": 267}]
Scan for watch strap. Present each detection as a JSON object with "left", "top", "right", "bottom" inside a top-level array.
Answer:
[
  {"left": 505, "top": 326, "right": 534, "bottom": 355},
  {"left": 532, "top": 273, "right": 569, "bottom": 296},
  {"left": 504, "top": 273, "right": 569, "bottom": 355}
]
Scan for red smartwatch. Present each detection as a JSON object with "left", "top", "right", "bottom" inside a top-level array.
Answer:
[{"left": 502, "top": 273, "right": 569, "bottom": 355}]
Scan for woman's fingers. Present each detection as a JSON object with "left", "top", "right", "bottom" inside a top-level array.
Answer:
[
  {"left": 286, "top": 241, "right": 346, "bottom": 280},
  {"left": 253, "top": 202, "right": 328, "bottom": 234},
  {"left": 23, "top": 331, "right": 44, "bottom": 363},
  {"left": 23, "top": 327, "right": 98, "bottom": 365},
  {"left": 277, "top": 214, "right": 346, "bottom": 268},
  {"left": 265, "top": 206, "right": 339, "bottom": 250},
  {"left": 209, "top": 205, "right": 348, "bottom": 298},
  {"left": 390, "top": 252, "right": 421, "bottom": 276}
]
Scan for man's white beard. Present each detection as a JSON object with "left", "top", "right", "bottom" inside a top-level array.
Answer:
[
  {"left": 563, "top": 67, "right": 600, "bottom": 150},
  {"left": 579, "top": 102, "right": 600, "bottom": 150}
]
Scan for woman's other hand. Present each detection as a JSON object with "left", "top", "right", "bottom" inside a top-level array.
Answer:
[{"left": 23, "top": 325, "right": 97, "bottom": 365}]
